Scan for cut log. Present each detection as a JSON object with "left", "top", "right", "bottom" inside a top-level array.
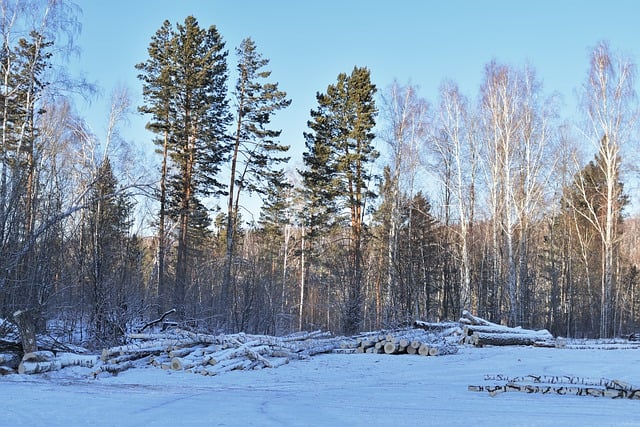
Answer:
[
  {"left": 57, "top": 353, "right": 99, "bottom": 368},
  {"left": 384, "top": 342, "right": 400, "bottom": 354},
  {"left": 171, "top": 357, "right": 195, "bottom": 371},
  {"left": 0, "top": 353, "right": 18, "bottom": 368},
  {"left": 18, "top": 359, "right": 62, "bottom": 375},
  {"left": 22, "top": 350, "right": 55, "bottom": 363},
  {"left": 460, "top": 310, "right": 498, "bottom": 327},
  {"left": 428, "top": 345, "right": 458, "bottom": 356},
  {"left": 471, "top": 331, "right": 554, "bottom": 347},
  {"left": 418, "top": 343, "right": 431, "bottom": 356},
  {"left": 463, "top": 324, "right": 553, "bottom": 338},
  {"left": 95, "top": 360, "right": 134, "bottom": 376},
  {"left": 413, "top": 321, "right": 462, "bottom": 339}
]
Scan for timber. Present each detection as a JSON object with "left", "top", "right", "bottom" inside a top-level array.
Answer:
[
  {"left": 470, "top": 373, "right": 640, "bottom": 399},
  {"left": 458, "top": 311, "right": 555, "bottom": 347}
]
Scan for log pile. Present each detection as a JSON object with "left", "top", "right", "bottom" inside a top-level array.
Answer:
[
  {"left": 459, "top": 310, "right": 555, "bottom": 347},
  {"left": 0, "top": 317, "right": 91, "bottom": 375},
  {"left": 352, "top": 327, "right": 460, "bottom": 356},
  {"left": 93, "top": 329, "right": 345, "bottom": 377},
  {"left": 469, "top": 374, "right": 640, "bottom": 399}
]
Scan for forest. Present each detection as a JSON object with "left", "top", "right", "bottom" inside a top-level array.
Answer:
[{"left": 1, "top": 1, "right": 639, "bottom": 350}]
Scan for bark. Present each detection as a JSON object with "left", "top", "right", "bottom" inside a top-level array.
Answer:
[{"left": 13, "top": 309, "right": 37, "bottom": 354}]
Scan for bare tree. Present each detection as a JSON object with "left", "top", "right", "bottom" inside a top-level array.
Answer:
[
  {"left": 572, "top": 41, "right": 638, "bottom": 337},
  {"left": 479, "top": 61, "right": 555, "bottom": 325},
  {"left": 378, "top": 80, "right": 428, "bottom": 325},
  {"left": 431, "top": 80, "right": 478, "bottom": 313}
]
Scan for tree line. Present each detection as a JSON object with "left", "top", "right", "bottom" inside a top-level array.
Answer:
[{"left": 1, "top": 3, "right": 638, "bottom": 349}]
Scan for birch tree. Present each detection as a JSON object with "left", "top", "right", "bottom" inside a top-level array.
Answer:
[
  {"left": 378, "top": 81, "right": 427, "bottom": 326},
  {"left": 573, "top": 41, "right": 637, "bottom": 337},
  {"left": 432, "top": 80, "right": 478, "bottom": 314},
  {"left": 479, "top": 61, "right": 555, "bottom": 324}
]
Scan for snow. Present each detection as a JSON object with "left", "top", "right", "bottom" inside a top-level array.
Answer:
[{"left": 2, "top": 345, "right": 640, "bottom": 426}]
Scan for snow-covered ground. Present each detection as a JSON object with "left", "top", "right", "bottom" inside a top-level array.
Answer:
[{"left": 2, "top": 345, "right": 639, "bottom": 426}]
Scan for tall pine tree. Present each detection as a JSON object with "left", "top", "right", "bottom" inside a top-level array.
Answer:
[
  {"left": 222, "top": 37, "right": 290, "bottom": 330},
  {"left": 301, "top": 66, "right": 378, "bottom": 334},
  {"left": 137, "top": 16, "right": 231, "bottom": 317}
]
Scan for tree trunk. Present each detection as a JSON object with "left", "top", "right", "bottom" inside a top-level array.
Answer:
[{"left": 13, "top": 309, "right": 37, "bottom": 354}]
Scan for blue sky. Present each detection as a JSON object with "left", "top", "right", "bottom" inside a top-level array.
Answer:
[{"left": 68, "top": 0, "right": 640, "bottom": 210}]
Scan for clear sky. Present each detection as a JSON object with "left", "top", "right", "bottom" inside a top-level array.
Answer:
[{"left": 67, "top": 0, "right": 640, "bottom": 213}]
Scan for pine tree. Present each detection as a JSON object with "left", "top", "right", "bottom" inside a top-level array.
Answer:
[
  {"left": 136, "top": 20, "right": 174, "bottom": 312},
  {"left": 222, "top": 37, "right": 290, "bottom": 329},
  {"left": 301, "top": 66, "right": 378, "bottom": 334},
  {"left": 137, "top": 16, "right": 231, "bottom": 317}
]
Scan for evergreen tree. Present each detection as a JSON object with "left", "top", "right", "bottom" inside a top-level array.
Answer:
[
  {"left": 137, "top": 16, "right": 231, "bottom": 317},
  {"left": 136, "top": 20, "right": 174, "bottom": 312},
  {"left": 301, "top": 66, "right": 378, "bottom": 334},
  {"left": 85, "top": 158, "right": 134, "bottom": 346},
  {"left": 222, "top": 37, "right": 290, "bottom": 329}
]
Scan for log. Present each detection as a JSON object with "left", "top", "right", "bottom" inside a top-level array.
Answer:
[
  {"left": 95, "top": 360, "right": 134, "bottom": 376},
  {"left": 468, "top": 383, "right": 640, "bottom": 399},
  {"left": 384, "top": 342, "right": 400, "bottom": 354},
  {"left": 484, "top": 374, "right": 640, "bottom": 391},
  {"left": 57, "top": 353, "right": 99, "bottom": 368},
  {"left": 171, "top": 357, "right": 195, "bottom": 371},
  {"left": 460, "top": 310, "right": 497, "bottom": 327},
  {"left": 18, "top": 359, "right": 62, "bottom": 375},
  {"left": 471, "top": 331, "right": 554, "bottom": 347},
  {"left": 413, "top": 320, "right": 461, "bottom": 332},
  {"left": 463, "top": 324, "right": 553, "bottom": 338},
  {"left": 428, "top": 345, "right": 458, "bottom": 356},
  {"left": 418, "top": 343, "right": 431, "bottom": 356},
  {"left": 0, "top": 352, "right": 18, "bottom": 368},
  {"left": 22, "top": 350, "right": 55, "bottom": 363},
  {"left": 199, "top": 358, "right": 252, "bottom": 376}
]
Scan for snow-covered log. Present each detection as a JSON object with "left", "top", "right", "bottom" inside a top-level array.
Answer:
[
  {"left": 18, "top": 360, "right": 62, "bottom": 374},
  {"left": 459, "top": 311, "right": 555, "bottom": 347},
  {"left": 459, "top": 310, "right": 498, "bottom": 327},
  {"left": 471, "top": 373, "right": 640, "bottom": 399},
  {"left": 0, "top": 352, "right": 18, "bottom": 368},
  {"left": 18, "top": 352, "right": 98, "bottom": 374},
  {"left": 428, "top": 344, "right": 458, "bottom": 356},
  {"left": 471, "top": 331, "right": 554, "bottom": 347},
  {"left": 22, "top": 350, "right": 55, "bottom": 363}
]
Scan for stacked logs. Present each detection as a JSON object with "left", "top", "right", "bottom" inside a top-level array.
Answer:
[
  {"left": 94, "top": 329, "right": 344, "bottom": 377},
  {"left": 352, "top": 326, "right": 459, "bottom": 356},
  {"left": 459, "top": 310, "right": 555, "bottom": 347},
  {"left": 1, "top": 317, "right": 92, "bottom": 375}
]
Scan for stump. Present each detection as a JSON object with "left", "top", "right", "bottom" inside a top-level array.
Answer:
[{"left": 13, "top": 309, "right": 37, "bottom": 354}]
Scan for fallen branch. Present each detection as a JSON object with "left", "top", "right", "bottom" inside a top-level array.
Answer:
[{"left": 138, "top": 308, "right": 177, "bottom": 332}]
